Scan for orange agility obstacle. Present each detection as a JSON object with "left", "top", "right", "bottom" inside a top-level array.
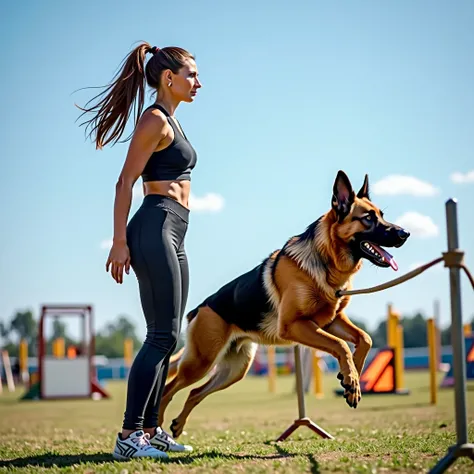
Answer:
[
  {"left": 334, "top": 346, "right": 409, "bottom": 396},
  {"left": 334, "top": 304, "right": 409, "bottom": 397}
]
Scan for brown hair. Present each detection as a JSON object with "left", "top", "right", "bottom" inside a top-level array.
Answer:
[{"left": 76, "top": 41, "right": 194, "bottom": 149}]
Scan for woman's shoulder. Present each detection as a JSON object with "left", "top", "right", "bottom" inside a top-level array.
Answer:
[
  {"left": 136, "top": 106, "right": 168, "bottom": 134},
  {"left": 129, "top": 107, "right": 169, "bottom": 148},
  {"left": 141, "top": 105, "right": 168, "bottom": 124}
]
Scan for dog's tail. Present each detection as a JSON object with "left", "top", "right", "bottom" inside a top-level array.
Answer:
[{"left": 166, "top": 346, "right": 185, "bottom": 383}]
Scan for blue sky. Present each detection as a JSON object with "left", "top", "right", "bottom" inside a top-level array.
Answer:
[{"left": 1, "top": 0, "right": 473, "bottom": 343}]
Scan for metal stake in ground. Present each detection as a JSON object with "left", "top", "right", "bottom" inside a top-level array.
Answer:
[
  {"left": 276, "top": 345, "right": 334, "bottom": 442},
  {"left": 429, "top": 199, "right": 474, "bottom": 473}
]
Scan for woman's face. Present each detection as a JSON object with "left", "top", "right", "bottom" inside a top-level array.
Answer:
[{"left": 171, "top": 58, "right": 202, "bottom": 103}]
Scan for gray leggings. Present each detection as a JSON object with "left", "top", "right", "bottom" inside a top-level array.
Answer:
[{"left": 122, "top": 194, "right": 189, "bottom": 431}]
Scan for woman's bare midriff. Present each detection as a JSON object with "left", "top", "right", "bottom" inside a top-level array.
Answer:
[{"left": 143, "top": 179, "right": 191, "bottom": 209}]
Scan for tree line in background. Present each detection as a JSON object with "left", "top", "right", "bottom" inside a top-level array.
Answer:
[
  {"left": 0, "top": 309, "right": 185, "bottom": 359},
  {"left": 0, "top": 309, "right": 473, "bottom": 359}
]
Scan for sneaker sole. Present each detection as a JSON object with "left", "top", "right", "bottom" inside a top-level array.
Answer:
[
  {"left": 112, "top": 451, "right": 169, "bottom": 461},
  {"left": 150, "top": 443, "right": 194, "bottom": 453},
  {"left": 112, "top": 451, "right": 130, "bottom": 461},
  {"left": 169, "top": 446, "right": 193, "bottom": 453}
]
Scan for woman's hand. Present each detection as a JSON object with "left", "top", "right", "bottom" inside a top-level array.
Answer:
[{"left": 106, "top": 241, "right": 131, "bottom": 284}]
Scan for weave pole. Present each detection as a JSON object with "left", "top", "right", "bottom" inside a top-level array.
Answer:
[
  {"left": 276, "top": 345, "right": 334, "bottom": 441},
  {"left": 427, "top": 318, "right": 438, "bottom": 406},
  {"left": 429, "top": 199, "right": 474, "bottom": 473}
]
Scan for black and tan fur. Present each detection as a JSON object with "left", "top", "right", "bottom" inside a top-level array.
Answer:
[{"left": 160, "top": 171, "right": 410, "bottom": 438}]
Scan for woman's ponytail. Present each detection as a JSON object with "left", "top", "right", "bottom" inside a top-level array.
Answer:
[{"left": 76, "top": 42, "right": 152, "bottom": 149}]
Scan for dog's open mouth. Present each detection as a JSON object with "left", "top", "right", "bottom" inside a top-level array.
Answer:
[{"left": 360, "top": 241, "right": 398, "bottom": 271}]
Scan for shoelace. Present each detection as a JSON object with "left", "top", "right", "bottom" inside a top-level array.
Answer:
[{"left": 132, "top": 432, "right": 154, "bottom": 450}]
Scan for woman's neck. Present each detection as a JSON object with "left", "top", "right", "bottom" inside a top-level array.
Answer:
[{"left": 155, "top": 94, "right": 180, "bottom": 117}]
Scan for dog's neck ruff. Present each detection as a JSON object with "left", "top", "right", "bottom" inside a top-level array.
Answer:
[{"left": 282, "top": 220, "right": 354, "bottom": 299}]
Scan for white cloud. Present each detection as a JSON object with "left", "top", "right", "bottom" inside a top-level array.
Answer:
[
  {"left": 395, "top": 212, "right": 439, "bottom": 239},
  {"left": 132, "top": 182, "right": 224, "bottom": 212},
  {"left": 132, "top": 182, "right": 144, "bottom": 200},
  {"left": 189, "top": 193, "right": 225, "bottom": 212},
  {"left": 100, "top": 239, "right": 113, "bottom": 250},
  {"left": 372, "top": 175, "right": 439, "bottom": 197},
  {"left": 101, "top": 188, "right": 225, "bottom": 249},
  {"left": 450, "top": 170, "right": 474, "bottom": 184}
]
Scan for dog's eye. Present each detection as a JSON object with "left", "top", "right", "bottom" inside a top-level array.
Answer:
[
  {"left": 361, "top": 213, "right": 376, "bottom": 226},
  {"left": 352, "top": 212, "right": 376, "bottom": 226}
]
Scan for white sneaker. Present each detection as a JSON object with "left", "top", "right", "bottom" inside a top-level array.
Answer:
[
  {"left": 149, "top": 426, "right": 193, "bottom": 453},
  {"left": 112, "top": 429, "right": 169, "bottom": 460}
]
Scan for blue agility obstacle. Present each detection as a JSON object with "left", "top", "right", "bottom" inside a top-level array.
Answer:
[{"left": 440, "top": 335, "right": 474, "bottom": 388}]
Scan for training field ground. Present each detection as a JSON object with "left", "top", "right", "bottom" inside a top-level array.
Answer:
[{"left": 0, "top": 370, "right": 473, "bottom": 473}]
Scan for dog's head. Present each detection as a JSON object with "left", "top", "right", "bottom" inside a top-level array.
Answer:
[{"left": 330, "top": 170, "right": 410, "bottom": 271}]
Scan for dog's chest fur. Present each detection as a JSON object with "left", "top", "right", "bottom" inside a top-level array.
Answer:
[{"left": 251, "top": 294, "right": 347, "bottom": 347}]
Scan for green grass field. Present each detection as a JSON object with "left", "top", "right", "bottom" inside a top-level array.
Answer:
[{"left": 0, "top": 370, "right": 473, "bottom": 473}]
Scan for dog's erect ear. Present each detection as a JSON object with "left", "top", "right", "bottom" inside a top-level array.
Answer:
[
  {"left": 357, "top": 174, "right": 370, "bottom": 200},
  {"left": 332, "top": 170, "right": 355, "bottom": 222}
]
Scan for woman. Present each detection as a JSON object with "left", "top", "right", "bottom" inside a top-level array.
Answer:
[{"left": 78, "top": 41, "right": 202, "bottom": 460}]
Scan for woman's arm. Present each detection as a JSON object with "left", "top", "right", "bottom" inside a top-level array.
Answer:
[{"left": 106, "top": 110, "right": 167, "bottom": 283}]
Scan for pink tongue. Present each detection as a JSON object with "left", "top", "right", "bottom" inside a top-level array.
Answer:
[{"left": 370, "top": 243, "right": 398, "bottom": 271}]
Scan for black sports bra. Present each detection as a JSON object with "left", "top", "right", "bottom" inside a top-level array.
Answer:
[{"left": 141, "top": 104, "right": 197, "bottom": 182}]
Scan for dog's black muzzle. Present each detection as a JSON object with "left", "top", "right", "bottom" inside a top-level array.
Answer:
[{"left": 367, "top": 223, "right": 410, "bottom": 248}]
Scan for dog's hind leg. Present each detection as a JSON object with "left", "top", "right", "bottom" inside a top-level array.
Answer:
[
  {"left": 164, "top": 347, "right": 185, "bottom": 385},
  {"left": 169, "top": 339, "right": 258, "bottom": 438},
  {"left": 158, "top": 306, "right": 232, "bottom": 427}
]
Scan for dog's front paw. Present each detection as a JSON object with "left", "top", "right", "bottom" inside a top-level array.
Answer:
[{"left": 337, "top": 370, "right": 361, "bottom": 408}]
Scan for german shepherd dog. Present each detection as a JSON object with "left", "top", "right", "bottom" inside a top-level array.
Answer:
[{"left": 159, "top": 171, "right": 410, "bottom": 438}]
